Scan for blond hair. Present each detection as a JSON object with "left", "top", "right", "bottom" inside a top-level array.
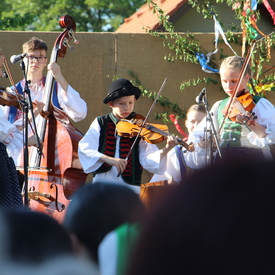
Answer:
[
  {"left": 220, "top": 56, "right": 252, "bottom": 77},
  {"left": 186, "top": 104, "right": 206, "bottom": 117}
]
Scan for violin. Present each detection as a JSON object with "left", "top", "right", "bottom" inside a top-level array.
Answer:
[
  {"left": 0, "top": 86, "right": 48, "bottom": 120},
  {"left": 0, "top": 86, "right": 23, "bottom": 109},
  {"left": 116, "top": 114, "right": 195, "bottom": 152},
  {"left": 222, "top": 91, "right": 257, "bottom": 126},
  {"left": 0, "top": 56, "right": 27, "bottom": 110}
]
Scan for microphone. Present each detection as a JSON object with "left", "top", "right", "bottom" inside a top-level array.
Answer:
[
  {"left": 195, "top": 88, "right": 206, "bottom": 104},
  {"left": 10, "top": 53, "right": 27, "bottom": 64}
]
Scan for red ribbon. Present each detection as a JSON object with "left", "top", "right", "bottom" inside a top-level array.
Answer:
[
  {"left": 263, "top": 0, "right": 275, "bottom": 25},
  {"left": 169, "top": 114, "right": 188, "bottom": 140}
]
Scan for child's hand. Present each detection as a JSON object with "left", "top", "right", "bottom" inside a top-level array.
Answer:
[
  {"left": 112, "top": 158, "right": 127, "bottom": 174},
  {"left": 48, "top": 62, "right": 62, "bottom": 79},
  {"left": 28, "top": 135, "right": 43, "bottom": 148},
  {"left": 165, "top": 135, "right": 179, "bottom": 150},
  {"left": 101, "top": 155, "right": 127, "bottom": 174},
  {"left": 33, "top": 100, "right": 45, "bottom": 118}
]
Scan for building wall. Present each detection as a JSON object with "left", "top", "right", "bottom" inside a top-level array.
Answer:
[
  {"left": 174, "top": 1, "right": 274, "bottom": 33},
  {"left": 1, "top": 31, "right": 274, "bottom": 183}
]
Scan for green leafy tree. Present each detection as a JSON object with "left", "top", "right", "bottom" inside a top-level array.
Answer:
[{"left": 0, "top": 0, "right": 144, "bottom": 32}]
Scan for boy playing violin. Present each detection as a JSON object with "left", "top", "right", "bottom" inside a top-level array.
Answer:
[
  {"left": 78, "top": 78, "right": 178, "bottom": 193},
  {"left": 190, "top": 56, "right": 275, "bottom": 163}
]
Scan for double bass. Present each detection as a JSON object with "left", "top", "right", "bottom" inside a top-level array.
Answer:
[{"left": 26, "top": 15, "right": 86, "bottom": 222}]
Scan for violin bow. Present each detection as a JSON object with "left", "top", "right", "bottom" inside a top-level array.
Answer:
[
  {"left": 3, "top": 57, "right": 40, "bottom": 140},
  {"left": 218, "top": 40, "right": 256, "bottom": 134},
  {"left": 3, "top": 58, "right": 22, "bottom": 101},
  {"left": 116, "top": 77, "right": 168, "bottom": 179}
]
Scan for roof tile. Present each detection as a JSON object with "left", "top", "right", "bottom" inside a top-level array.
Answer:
[{"left": 116, "top": 0, "right": 188, "bottom": 33}]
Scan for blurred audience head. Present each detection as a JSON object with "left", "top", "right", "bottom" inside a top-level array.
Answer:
[
  {"left": 63, "top": 182, "right": 146, "bottom": 262},
  {"left": 3, "top": 209, "right": 73, "bottom": 264}
]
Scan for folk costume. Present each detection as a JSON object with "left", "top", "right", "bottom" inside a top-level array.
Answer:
[
  {"left": 1, "top": 77, "right": 87, "bottom": 165},
  {"left": 3, "top": 77, "right": 87, "bottom": 125},
  {"left": 78, "top": 78, "right": 167, "bottom": 193},
  {"left": 190, "top": 94, "right": 275, "bottom": 162},
  {"left": 0, "top": 107, "right": 23, "bottom": 209}
]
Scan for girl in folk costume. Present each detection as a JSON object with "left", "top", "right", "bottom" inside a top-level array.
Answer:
[
  {"left": 150, "top": 104, "right": 207, "bottom": 184},
  {"left": 190, "top": 56, "right": 275, "bottom": 163},
  {"left": 78, "top": 78, "right": 179, "bottom": 193}
]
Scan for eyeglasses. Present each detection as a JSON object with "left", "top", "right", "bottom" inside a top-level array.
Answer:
[{"left": 27, "top": 55, "right": 47, "bottom": 63}]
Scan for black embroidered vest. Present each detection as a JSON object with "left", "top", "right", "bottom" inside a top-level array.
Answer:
[{"left": 92, "top": 113, "right": 143, "bottom": 186}]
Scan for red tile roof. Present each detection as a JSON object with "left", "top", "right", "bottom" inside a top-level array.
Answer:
[{"left": 116, "top": 0, "right": 188, "bottom": 33}]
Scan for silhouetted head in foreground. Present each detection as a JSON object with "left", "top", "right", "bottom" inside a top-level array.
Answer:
[
  {"left": 127, "top": 159, "right": 275, "bottom": 275},
  {"left": 63, "top": 182, "right": 146, "bottom": 262},
  {"left": 3, "top": 209, "right": 73, "bottom": 264}
]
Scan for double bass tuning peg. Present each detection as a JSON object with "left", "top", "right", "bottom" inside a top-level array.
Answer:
[
  {"left": 68, "top": 29, "right": 79, "bottom": 44},
  {"left": 63, "top": 38, "right": 74, "bottom": 51},
  {"left": 63, "top": 32, "right": 79, "bottom": 51}
]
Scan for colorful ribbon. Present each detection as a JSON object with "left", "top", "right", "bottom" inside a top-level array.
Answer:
[
  {"left": 195, "top": 52, "right": 219, "bottom": 73},
  {"left": 254, "top": 83, "right": 274, "bottom": 93},
  {"left": 169, "top": 114, "right": 188, "bottom": 139},
  {"left": 263, "top": 0, "right": 275, "bottom": 25},
  {"left": 251, "top": 0, "right": 257, "bottom": 11}
]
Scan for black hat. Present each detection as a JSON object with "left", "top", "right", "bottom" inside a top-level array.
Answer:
[{"left": 103, "top": 78, "right": 141, "bottom": 104}]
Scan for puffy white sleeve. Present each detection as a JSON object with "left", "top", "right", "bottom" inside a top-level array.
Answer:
[
  {"left": 57, "top": 84, "right": 87, "bottom": 122},
  {"left": 0, "top": 108, "right": 23, "bottom": 159},
  {"left": 138, "top": 139, "right": 168, "bottom": 175},
  {"left": 247, "top": 98, "right": 275, "bottom": 147},
  {"left": 150, "top": 148, "right": 181, "bottom": 183},
  {"left": 78, "top": 118, "right": 104, "bottom": 174}
]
